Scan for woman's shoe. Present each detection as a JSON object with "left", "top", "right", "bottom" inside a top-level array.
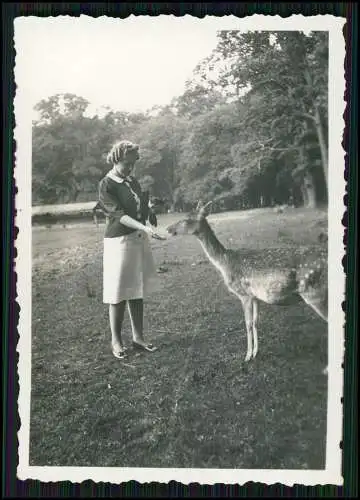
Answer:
[
  {"left": 112, "top": 347, "right": 128, "bottom": 359},
  {"left": 132, "top": 341, "right": 157, "bottom": 353}
]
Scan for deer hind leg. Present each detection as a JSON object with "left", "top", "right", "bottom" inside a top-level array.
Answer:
[
  {"left": 300, "top": 289, "right": 328, "bottom": 376},
  {"left": 300, "top": 290, "right": 328, "bottom": 323}
]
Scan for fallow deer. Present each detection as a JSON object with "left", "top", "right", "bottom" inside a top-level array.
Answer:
[{"left": 167, "top": 201, "right": 328, "bottom": 370}]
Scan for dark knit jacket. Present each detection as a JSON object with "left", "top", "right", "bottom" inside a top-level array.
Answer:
[{"left": 98, "top": 174, "right": 151, "bottom": 238}]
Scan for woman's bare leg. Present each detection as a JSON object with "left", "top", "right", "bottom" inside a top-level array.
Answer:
[
  {"left": 109, "top": 301, "right": 126, "bottom": 352},
  {"left": 128, "top": 299, "right": 157, "bottom": 352},
  {"left": 128, "top": 299, "right": 157, "bottom": 351},
  {"left": 127, "top": 299, "right": 145, "bottom": 344}
]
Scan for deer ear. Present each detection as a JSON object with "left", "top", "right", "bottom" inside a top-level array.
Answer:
[
  {"left": 195, "top": 200, "right": 203, "bottom": 211},
  {"left": 199, "top": 201, "right": 213, "bottom": 217}
]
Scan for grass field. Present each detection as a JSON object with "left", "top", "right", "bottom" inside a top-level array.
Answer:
[{"left": 30, "top": 207, "right": 328, "bottom": 469}]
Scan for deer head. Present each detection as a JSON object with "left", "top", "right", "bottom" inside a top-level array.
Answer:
[{"left": 167, "top": 200, "right": 213, "bottom": 236}]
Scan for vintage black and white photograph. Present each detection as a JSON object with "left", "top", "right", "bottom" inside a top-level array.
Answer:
[{"left": 15, "top": 14, "right": 345, "bottom": 485}]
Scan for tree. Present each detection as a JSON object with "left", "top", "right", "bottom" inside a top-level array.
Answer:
[
  {"left": 177, "top": 102, "right": 244, "bottom": 206},
  {"left": 127, "top": 108, "right": 187, "bottom": 202},
  {"left": 32, "top": 31, "right": 328, "bottom": 210},
  {"left": 34, "top": 93, "right": 90, "bottom": 125},
  {"left": 138, "top": 175, "right": 155, "bottom": 193},
  {"left": 172, "top": 82, "right": 226, "bottom": 119},
  {"left": 32, "top": 94, "right": 109, "bottom": 204},
  {"left": 195, "top": 30, "right": 329, "bottom": 207}
]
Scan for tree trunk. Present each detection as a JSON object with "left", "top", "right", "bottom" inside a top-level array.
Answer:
[
  {"left": 72, "top": 190, "right": 80, "bottom": 202},
  {"left": 302, "top": 170, "right": 317, "bottom": 208},
  {"left": 164, "top": 177, "right": 174, "bottom": 202},
  {"left": 300, "top": 184, "right": 308, "bottom": 207},
  {"left": 304, "top": 69, "right": 328, "bottom": 192},
  {"left": 313, "top": 106, "right": 328, "bottom": 191},
  {"left": 67, "top": 186, "right": 80, "bottom": 203}
]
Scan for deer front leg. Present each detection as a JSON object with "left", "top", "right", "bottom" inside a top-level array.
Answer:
[{"left": 242, "top": 297, "right": 254, "bottom": 362}]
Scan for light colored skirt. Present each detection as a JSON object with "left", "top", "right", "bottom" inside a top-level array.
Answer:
[{"left": 103, "top": 230, "right": 158, "bottom": 304}]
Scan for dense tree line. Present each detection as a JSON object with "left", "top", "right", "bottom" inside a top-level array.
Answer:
[{"left": 32, "top": 31, "right": 328, "bottom": 210}]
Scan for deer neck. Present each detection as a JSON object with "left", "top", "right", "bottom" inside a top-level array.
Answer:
[{"left": 196, "top": 218, "right": 226, "bottom": 266}]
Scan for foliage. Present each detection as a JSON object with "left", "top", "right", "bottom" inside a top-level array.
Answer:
[
  {"left": 202, "top": 30, "right": 329, "bottom": 205},
  {"left": 128, "top": 109, "right": 187, "bottom": 201},
  {"left": 177, "top": 103, "right": 243, "bottom": 204},
  {"left": 32, "top": 94, "right": 148, "bottom": 204},
  {"left": 171, "top": 82, "right": 226, "bottom": 119},
  {"left": 32, "top": 31, "right": 328, "bottom": 208}
]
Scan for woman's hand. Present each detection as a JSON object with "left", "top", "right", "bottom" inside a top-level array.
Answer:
[
  {"left": 119, "top": 215, "right": 166, "bottom": 240},
  {"left": 144, "top": 226, "right": 166, "bottom": 240}
]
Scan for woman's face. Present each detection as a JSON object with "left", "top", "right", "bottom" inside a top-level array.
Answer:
[
  {"left": 125, "top": 148, "right": 140, "bottom": 165},
  {"left": 114, "top": 148, "right": 140, "bottom": 177},
  {"left": 115, "top": 162, "right": 133, "bottom": 178}
]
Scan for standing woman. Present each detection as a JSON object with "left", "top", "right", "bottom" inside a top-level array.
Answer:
[{"left": 98, "top": 140, "right": 164, "bottom": 360}]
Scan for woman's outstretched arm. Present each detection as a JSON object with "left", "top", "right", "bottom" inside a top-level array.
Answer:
[
  {"left": 119, "top": 214, "right": 150, "bottom": 233},
  {"left": 119, "top": 215, "right": 165, "bottom": 240},
  {"left": 99, "top": 177, "right": 165, "bottom": 239}
]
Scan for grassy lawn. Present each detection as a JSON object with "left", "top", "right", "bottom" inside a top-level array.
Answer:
[{"left": 30, "top": 207, "right": 328, "bottom": 469}]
